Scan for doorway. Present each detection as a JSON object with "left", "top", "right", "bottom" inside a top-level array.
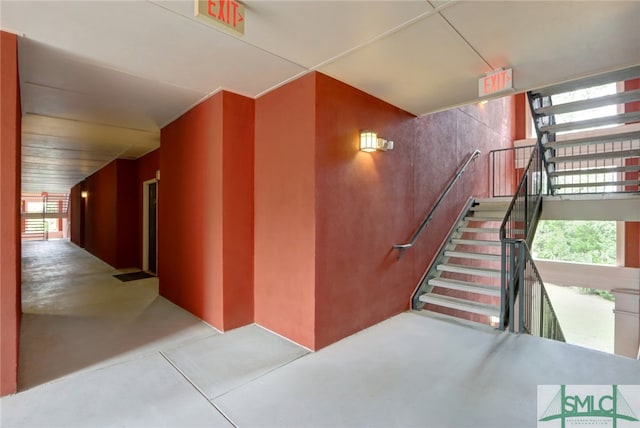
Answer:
[{"left": 143, "top": 179, "right": 158, "bottom": 274}]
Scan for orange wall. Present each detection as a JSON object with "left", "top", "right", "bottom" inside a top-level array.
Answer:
[
  {"left": 160, "top": 91, "right": 254, "bottom": 331},
  {"left": 254, "top": 74, "right": 317, "bottom": 348},
  {"left": 0, "top": 30, "right": 21, "bottom": 396}
]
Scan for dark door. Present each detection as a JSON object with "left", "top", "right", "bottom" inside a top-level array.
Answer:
[{"left": 148, "top": 182, "right": 157, "bottom": 274}]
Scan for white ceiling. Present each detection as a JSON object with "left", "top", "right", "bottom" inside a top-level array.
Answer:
[{"left": 1, "top": 0, "right": 639, "bottom": 194}]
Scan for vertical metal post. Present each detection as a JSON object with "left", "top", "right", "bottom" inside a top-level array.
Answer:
[
  {"left": 500, "top": 241, "right": 506, "bottom": 330},
  {"left": 524, "top": 175, "right": 529, "bottom": 237},
  {"left": 518, "top": 242, "right": 525, "bottom": 333},
  {"left": 509, "top": 242, "right": 516, "bottom": 333},
  {"left": 540, "top": 291, "right": 545, "bottom": 339},
  {"left": 491, "top": 151, "right": 495, "bottom": 197}
]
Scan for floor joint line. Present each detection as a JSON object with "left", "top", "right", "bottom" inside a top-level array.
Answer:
[{"left": 159, "top": 351, "right": 238, "bottom": 427}]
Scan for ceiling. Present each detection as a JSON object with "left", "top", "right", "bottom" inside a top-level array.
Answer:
[{"left": 1, "top": 0, "right": 639, "bottom": 194}]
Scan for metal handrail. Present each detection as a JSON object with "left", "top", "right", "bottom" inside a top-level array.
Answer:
[
  {"left": 499, "top": 142, "right": 544, "bottom": 331},
  {"left": 499, "top": 143, "right": 542, "bottom": 243},
  {"left": 393, "top": 149, "right": 480, "bottom": 259}
]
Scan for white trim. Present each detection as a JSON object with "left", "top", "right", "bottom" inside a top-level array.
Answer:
[
  {"left": 142, "top": 178, "right": 158, "bottom": 273},
  {"left": 534, "top": 259, "right": 640, "bottom": 292}
]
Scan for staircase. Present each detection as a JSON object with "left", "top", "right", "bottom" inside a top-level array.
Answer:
[
  {"left": 21, "top": 193, "right": 69, "bottom": 241},
  {"left": 414, "top": 197, "right": 510, "bottom": 326},
  {"left": 529, "top": 65, "right": 640, "bottom": 195},
  {"left": 22, "top": 218, "right": 46, "bottom": 241},
  {"left": 44, "top": 193, "right": 70, "bottom": 216},
  {"left": 408, "top": 66, "right": 639, "bottom": 337}
]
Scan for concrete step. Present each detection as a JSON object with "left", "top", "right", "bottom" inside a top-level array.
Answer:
[
  {"left": 451, "top": 238, "right": 501, "bottom": 247},
  {"left": 437, "top": 263, "right": 501, "bottom": 278},
  {"left": 474, "top": 197, "right": 512, "bottom": 204},
  {"left": 457, "top": 227, "right": 500, "bottom": 234},
  {"left": 464, "top": 216, "right": 504, "bottom": 222},
  {"left": 419, "top": 294, "right": 500, "bottom": 317},
  {"left": 534, "top": 89, "right": 640, "bottom": 116},
  {"left": 470, "top": 204, "right": 509, "bottom": 212},
  {"left": 550, "top": 164, "right": 640, "bottom": 178},
  {"left": 444, "top": 250, "right": 501, "bottom": 262},
  {"left": 549, "top": 148, "right": 640, "bottom": 164},
  {"left": 413, "top": 310, "right": 498, "bottom": 332},
  {"left": 427, "top": 278, "right": 500, "bottom": 297},
  {"left": 543, "top": 130, "right": 640, "bottom": 150},
  {"left": 554, "top": 179, "right": 640, "bottom": 190},
  {"left": 540, "top": 111, "right": 640, "bottom": 134}
]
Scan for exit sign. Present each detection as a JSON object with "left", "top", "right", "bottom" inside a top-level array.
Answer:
[
  {"left": 195, "top": 0, "right": 245, "bottom": 36},
  {"left": 479, "top": 68, "right": 513, "bottom": 97}
]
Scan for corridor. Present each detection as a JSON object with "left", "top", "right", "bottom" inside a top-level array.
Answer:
[{"left": 1, "top": 240, "right": 639, "bottom": 427}]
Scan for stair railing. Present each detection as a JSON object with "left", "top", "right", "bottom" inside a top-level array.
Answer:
[
  {"left": 499, "top": 142, "right": 564, "bottom": 341},
  {"left": 499, "top": 141, "right": 544, "bottom": 331},
  {"left": 509, "top": 240, "right": 565, "bottom": 341},
  {"left": 393, "top": 149, "right": 480, "bottom": 259},
  {"left": 500, "top": 142, "right": 544, "bottom": 244}
]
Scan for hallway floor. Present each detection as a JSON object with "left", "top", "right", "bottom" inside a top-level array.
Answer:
[{"left": 1, "top": 240, "right": 639, "bottom": 427}]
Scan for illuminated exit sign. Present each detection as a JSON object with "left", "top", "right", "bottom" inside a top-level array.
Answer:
[
  {"left": 479, "top": 68, "right": 513, "bottom": 97},
  {"left": 195, "top": 0, "right": 245, "bottom": 36}
]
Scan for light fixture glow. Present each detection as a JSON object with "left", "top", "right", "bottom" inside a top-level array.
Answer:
[
  {"left": 360, "top": 131, "right": 377, "bottom": 152},
  {"left": 81, "top": 191, "right": 88, "bottom": 198}
]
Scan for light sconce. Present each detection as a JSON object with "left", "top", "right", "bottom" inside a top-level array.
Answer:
[
  {"left": 359, "top": 130, "right": 394, "bottom": 152},
  {"left": 81, "top": 191, "right": 88, "bottom": 199}
]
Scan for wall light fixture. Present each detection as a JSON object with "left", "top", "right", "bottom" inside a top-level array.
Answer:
[
  {"left": 360, "top": 130, "right": 394, "bottom": 152},
  {"left": 81, "top": 191, "right": 88, "bottom": 198}
]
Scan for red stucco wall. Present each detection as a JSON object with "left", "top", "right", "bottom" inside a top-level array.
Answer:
[
  {"left": 81, "top": 159, "right": 139, "bottom": 269},
  {"left": 83, "top": 162, "right": 118, "bottom": 265},
  {"left": 254, "top": 74, "right": 317, "bottom": 349},
  {"left": 314, "top": 74, "right": 416, "bottom": 348},
  {"left": 159, "top": 91, "right": 254, "bottom": 331},
  {"left": 67, "top": 70, "right": 515, "bottom": 353},
  {"left": 116, "top": 160, "right": 138, "bottom": 268},
  {"left": 0, "top": 30, "right": 21, "bottom": 396},
  {"left": 220, "top": 93, "right": 254, "bottom": 329}
]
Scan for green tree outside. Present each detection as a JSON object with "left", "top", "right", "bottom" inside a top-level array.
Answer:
[{"left": 532, "top": 220, "right": 617, "bottom": 265}]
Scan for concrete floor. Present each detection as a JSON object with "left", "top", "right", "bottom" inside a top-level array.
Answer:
[
  {"left": 1, "top": 240, "right": 639, "bottom": 427},
  {"left": 544, "top": 283, "right": 614, "bottom": 353}
]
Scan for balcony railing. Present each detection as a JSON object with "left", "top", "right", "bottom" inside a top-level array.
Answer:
[{"left": 489, "top": 145, "right": 535, "bottom": 198}]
